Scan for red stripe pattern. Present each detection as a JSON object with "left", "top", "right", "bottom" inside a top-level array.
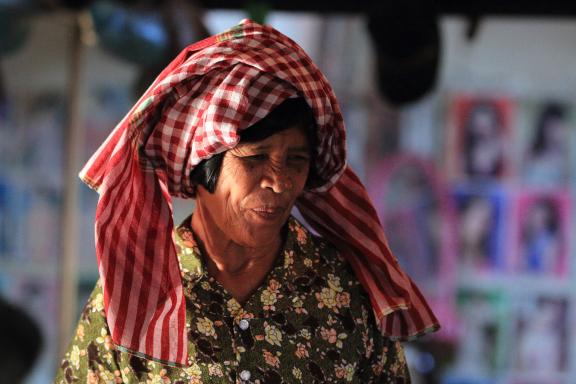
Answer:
[
  {"left": 80, "top": 19, "right": 438, "bottom": 366},
  {"left": 297, "top": 168, "right": 439, "bottom": 338}
]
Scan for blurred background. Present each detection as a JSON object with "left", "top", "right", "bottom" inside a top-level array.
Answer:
[{"left": 1, "top": 1, "right": 576, "bottom": 383}]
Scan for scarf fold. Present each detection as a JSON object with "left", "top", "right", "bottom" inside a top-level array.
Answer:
[{"left": 80, "top": 19, "right": 439, "bottom": 366}]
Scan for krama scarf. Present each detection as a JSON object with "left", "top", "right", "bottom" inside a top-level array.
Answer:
[{"left": 80, "top": 19, "right": 439, "bottom": 366}]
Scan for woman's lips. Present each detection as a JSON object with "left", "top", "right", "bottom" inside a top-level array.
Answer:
[{"left": 250, "top": 206, "right": 285, "bottom": 221}]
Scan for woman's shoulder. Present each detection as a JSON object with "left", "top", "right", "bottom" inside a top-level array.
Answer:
[{"left": 286, "top": 216, "right": 373, "bottom": 309}]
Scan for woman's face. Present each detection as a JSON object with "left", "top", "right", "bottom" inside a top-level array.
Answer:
[
  {"left": 543, "top": 117, "right": 566, "bottom": 148},
  {"left": 461, "top": 198, "right": 492, "bottom": 243},
  {"left": 470, "top": 107, "right": 498, "bottom": 137},
  {"left": 195, "top": 125, "right": 311, "bottom": 248},
  {"left": 527, "top": 201, "right": 554, "bottom": 232}
]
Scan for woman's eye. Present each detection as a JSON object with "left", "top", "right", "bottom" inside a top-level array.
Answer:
[
  {"left": 288, "top": 155, "right": 310, "bottom": 163},
  {"left": 245, "top": 154, "right": 267, "bottom": 161}
]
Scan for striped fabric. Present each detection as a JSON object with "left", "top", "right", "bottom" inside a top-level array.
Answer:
[
  {"left": 80, "top": 19, "right": 439, "bottom": 366},
  {"left": 297, "top": 168, "right": 439, "bottom": 338}
]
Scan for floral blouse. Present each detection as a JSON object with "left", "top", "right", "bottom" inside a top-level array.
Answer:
[{"left": 55, "top": 217, "right": 410, "bottom": 383}]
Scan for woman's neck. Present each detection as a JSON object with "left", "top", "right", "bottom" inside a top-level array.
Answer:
[{"left": 190, "top": 208, "right": 283, "bottom": 303}]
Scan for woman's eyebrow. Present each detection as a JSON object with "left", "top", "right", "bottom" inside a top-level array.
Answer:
[
  {"left": 236, "top": 143, "right": 310, "bottom": 153},
  {"left": 288, "top": 146, "right": 311, "bottom": 154}
]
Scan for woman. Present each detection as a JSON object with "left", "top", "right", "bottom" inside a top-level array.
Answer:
[
  {"left": 524, "top": 102, "right": 569, "bottom": 186},
  {"left": 521, "top": 198, "right": 560, "bottom": 274},
  {"left": 462, "top": 100, "right": 505, "bottom": 180},
  {"left": 56, "top": 20, "right": 438, "bottom": 383}
]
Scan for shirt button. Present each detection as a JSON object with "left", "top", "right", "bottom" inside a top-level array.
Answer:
[
  {"left": 239, "top": 319, "right": 250, "bottom": 330},
  {"left": 239, "top": 370, "right": 251, "bottom": 381}
]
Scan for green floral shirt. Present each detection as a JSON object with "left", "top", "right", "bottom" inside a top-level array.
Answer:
[{"left": 55, "top": 217, "right": 410, "bottom": 383}]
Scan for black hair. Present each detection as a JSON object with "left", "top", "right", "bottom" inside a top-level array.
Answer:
[
  {"left": 190, "top": 97, "right": 319, "bottom": 193},
  {"left": 531, "top": 102, "right": 566, "bottom": 155}
]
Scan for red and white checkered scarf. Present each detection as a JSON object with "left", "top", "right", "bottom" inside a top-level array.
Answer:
[{"left": 80, "top": 19, "right": 439, "bottom": 366}]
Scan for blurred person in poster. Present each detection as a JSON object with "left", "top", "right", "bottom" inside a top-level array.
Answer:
[
  {"left": 516, "top": 298, "right": 566, "bottom": 372},
  {"left": 0, "top": 297, "right": 43, "bottom": 383},
  {"left": 523, "top": 102, "right": 570, "bottom": 187},
  {"left": 520, "top": 198, "right": 561, "bottom": 275},
  {"left": 55, "top": 20, "right": 438, "bottom": 383},
  {"left": 462, "top": 100, "right": 506, "bottom": 180},
  {"left": 459, "top": 196, "right": 495, "bottom": 272},
  {"left": 453, "top": 293, "right": 498, "bottom": 376}
]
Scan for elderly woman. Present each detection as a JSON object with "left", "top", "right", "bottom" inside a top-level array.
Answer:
[{"left": 56, "top": 20, "right": 438, "bottom": 383}]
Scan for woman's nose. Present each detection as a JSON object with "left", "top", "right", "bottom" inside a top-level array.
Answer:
[{"left": 261, "top": 165, "right": 292, "bottom": 193}]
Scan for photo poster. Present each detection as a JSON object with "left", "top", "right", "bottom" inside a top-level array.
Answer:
[
  {"left": 512, "top": 191, "right": 571, "bottom": 278},
  {"left": 29, "top": 189, "right": 61, "bottom": 264},
  {"left": 0, "top": 176, "right": 8, "bottom": 256},
  {"left": 366, "top": 154, "right": 458, "bottom": 338},
  {"left": 452, "top": 185, "right": 507, "bottom": 274},
  {"left": 0, "top": 175, "right": 30, "bottom": 260},
  {"left": 21, "top": 92, "right": 65, "bottom": 190},
  {"left": 0, "top": 95, "right": 11, "bottom": 164},
  {"left": 83, "top": 85, "right": 133, "bottom": 162},
  {"left": 449, "top": 289, "right": 509, "bottom": 378},
  {"left": 0, "top": 95, "right": 26, "bottom": 167},
  {"left": 445, "top": 94, "right": 514, "bottom": 184},
  {"left": 517, "top": 99, "right": 575, "bottom": 188},
  {"left": 510, "top": 295, "right": 569, "bottom": 378}
]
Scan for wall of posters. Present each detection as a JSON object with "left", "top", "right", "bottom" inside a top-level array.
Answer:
[{"left": 367, "top": 91, "right": 576, "bottom": 383}]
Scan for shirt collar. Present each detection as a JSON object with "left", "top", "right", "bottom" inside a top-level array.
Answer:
[
  {"left": 173, "top": 216, "right": 206, "bottom": 285},
  {"left": 173, "top": 215, "right": 306, "bottom": 286}
]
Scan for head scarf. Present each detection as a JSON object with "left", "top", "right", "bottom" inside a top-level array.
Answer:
[{"left": 80, "top": 19, "right": 439, "bottom": 366}]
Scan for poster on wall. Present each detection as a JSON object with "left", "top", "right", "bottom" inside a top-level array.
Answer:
[
  {"left": 512, "top": 191, "right": 570, "bottom": 278},
  {"left": 448, "top": 289, "right": 508, "bottom": 379},
  {"left": 519, "top": 100, "right": 574, "bottom": 188},
  {"left": 445, "top": 94, "right": 514, "bottom": 183},
  {"left": 24, "top": 189, "right": 61, "bottom": 264},
  {"left": 0, "top": 99, "right": 26, "bottom": 167},
  {"left": 452, "top": 186, "right": 507, "bottom": 275},
  {"left": 21, "top": 92, "right": 65, "bottom": 189},
  {"left": 0, "top": 177, "right": 8, "bottom": 257},
  {"left": 83, "top": 85, "right": 133, "bottom": 160},
  {"left": 511, "top": 295, "right": 569, "bottom": 378},
  {"left": 0, "top": 176, "right": 29, "bottom": 261}
]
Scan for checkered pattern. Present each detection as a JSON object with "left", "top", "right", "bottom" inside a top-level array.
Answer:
[{"left": 80, "top": 19, "right": 438, "bottom": 366}]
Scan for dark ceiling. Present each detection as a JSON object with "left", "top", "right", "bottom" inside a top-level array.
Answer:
[{"left": 195, "top": 0, "right": 576, "bottom": 18}]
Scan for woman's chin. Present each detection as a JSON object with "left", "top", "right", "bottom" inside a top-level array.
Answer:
[{"left": 236, "top": 216, "right": 287, "bottom": 246}]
